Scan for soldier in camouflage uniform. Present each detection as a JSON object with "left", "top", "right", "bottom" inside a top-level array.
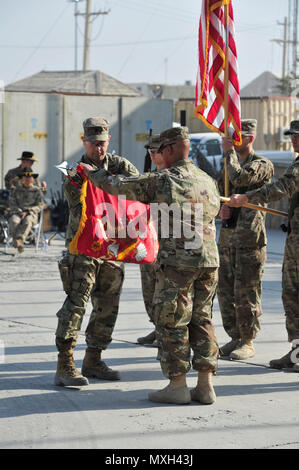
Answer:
[
  {"left": 137, "top": 134, "right": 163, "bottom": 347},
  {"left": 5, "top": 151, "right": 47, "bottom": 194},
  {"left": 55, "top": 117, "right": 139, "bottom": 387},
  {"left": 8, "top": 168, "right": 44, "bottom": 253},
  {"left": 229, "top": 120, "right": 299, "bottom": 372},
  {"left": 217, "top": 119, "right": 274, "bottom": 360},
  {"left": 81, "top": 127, "right": 220, "bottom": 405}
]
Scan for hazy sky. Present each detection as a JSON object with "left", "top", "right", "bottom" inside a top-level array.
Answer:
[{"left": 0, "top": 0, "right": 292, "bottom": 89}]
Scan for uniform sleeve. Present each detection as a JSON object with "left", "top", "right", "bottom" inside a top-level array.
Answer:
[
  {"left": 225, "top": 150, "right": 274, "bottom": 187},
  {"left": 8, "top": 189, "right": 21, "bottom": 212},
  {"left": 28, "top": 189, "right": 44, "bottom": 215},
  {"left": 4, "top": 171, "right": 11, "bottom": 189},
  {"left": 63, "top": 171, "right": 83, "bottom": 208},
  {"left": 89, "top": 168, "right": 160, "bottom": 204},
  {"left": 5, "top": 171, "right": 18, "bottom": 190},
  {"left": 108, "top": 156, "right": 140, "bottom": 177},
  {"left": 246, "top": 164, "right": 299, "bottom": 204}
]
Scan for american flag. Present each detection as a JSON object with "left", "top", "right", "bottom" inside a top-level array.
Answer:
[{"left": 194, "top": 0, "right": 242, "bottom": 144}]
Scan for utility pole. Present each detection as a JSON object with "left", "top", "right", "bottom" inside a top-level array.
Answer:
[
  {"left": 272, "top": 17, "right": 289, "bottom": 80},
  {"left": 76, "top": 0, "right": 110, "bottom": 71},
  {"left": 271, "top": 0, "right": 299, "bottom": 92},
  {"left": 83, "top": 0, "right": 91, "bottom": 70},
  {"left": 69, "top": 0, "right": 84, "bottom": 71},
  {"left": 292, "top": 0, "right": 298, "bottom": 84}
]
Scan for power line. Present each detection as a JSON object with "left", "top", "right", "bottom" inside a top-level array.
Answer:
[
  {"left": 0, "top": 35, "right": 196, "bottom": 49},
  {"left": 108, "top": 0, "right": 196, "bottom": 24},
  {"left": 12, "top": 4, "right": 70, "bottom": 81}
]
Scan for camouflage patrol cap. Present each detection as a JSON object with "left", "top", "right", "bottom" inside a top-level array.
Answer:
[
  {"left": 158, "top": 126, "right": 190, "bottom": 151},
  {"left": 241, "top": 119, "right": 257, "bottom": 136},
  {"left": 144, "top": 134, "right": 161, "bottom": 150},
  {"left": 17, "top": 151, "right": 38, "bottom": 162},
  {"left": 284, "top": 120, "right": 299, "bottom": 135},
  {"left": 18, "top": 167, "right": 39, "bottom": 179},
  {"left": 83, "top": 117, "right": 110, "bottom": 142}
]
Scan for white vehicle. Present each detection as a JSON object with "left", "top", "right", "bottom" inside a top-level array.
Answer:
[
  {"left": 189, "top": 132, "right": 223, "bottom": 179},
  {"left": 255, "top": 150, "right": 294, "bottom": 167}
]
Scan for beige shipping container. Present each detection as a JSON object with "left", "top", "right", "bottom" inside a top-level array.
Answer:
[
  {"left": 241, "top": 97, "right": 297, "bottom": 151},
  {"left": 175, "top": 96, "right": 298, "bottom": 150}
]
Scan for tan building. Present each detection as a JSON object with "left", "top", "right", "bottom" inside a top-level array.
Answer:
[
  {"left": 174, "top": 71, "right": 299, "bottom": 150},
  {"left": 175, "top": 95, "right": 297, "bottom": 151}
]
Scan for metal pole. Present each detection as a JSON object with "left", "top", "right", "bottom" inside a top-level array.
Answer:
[
  {"left": 282, "top": 17, "right": 288, "bottom": 80},
  {"left": 75, "top": 1, "right": 78, "bottom": 70},
  {"left": 293, "top": 0, "right": 298, "bottom": 82},
  {"left": 83, "top": 0, "right": 91, "bottom": 71}
]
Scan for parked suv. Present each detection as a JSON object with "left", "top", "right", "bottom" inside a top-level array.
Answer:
[{"left": 189, "top": 132, "right": 223, "bottom": 179}]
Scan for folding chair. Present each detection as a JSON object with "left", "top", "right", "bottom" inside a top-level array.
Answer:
[{"left": 33, "top": 206, "right": 46, "bottom": 252}]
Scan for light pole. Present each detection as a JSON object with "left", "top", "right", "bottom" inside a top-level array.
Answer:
[{"left": 69, "top": 0, "right": 84, "bottom": 71}]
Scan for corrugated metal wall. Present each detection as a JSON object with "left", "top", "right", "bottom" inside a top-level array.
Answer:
[
  {"left": 0, "top": 92, "right": 173, "bottom": 195},
  {"left": 175, "top": 96, "right": 298, "bottom": 151},
  {"left": 240, "top": 97, "right": 297, "bottom": 151}
]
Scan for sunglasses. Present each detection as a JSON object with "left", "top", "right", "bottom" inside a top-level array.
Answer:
[{"left": 159, "top": 143, "right": 174, "bottom": 153}]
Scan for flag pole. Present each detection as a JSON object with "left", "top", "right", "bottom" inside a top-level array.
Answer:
[
  {"left": 224, "top": 2, "right": 230, "bottom": 197},
  {"left": 220, "top": 197, "right": 288, "bottom": 218}
]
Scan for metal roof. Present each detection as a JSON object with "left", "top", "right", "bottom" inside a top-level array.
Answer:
[
  {"left": 240, "top": 71, "right": 281, "bottom": 98},
  {"left": 5, "top": 70, "right": 141, "bottom": 97}
]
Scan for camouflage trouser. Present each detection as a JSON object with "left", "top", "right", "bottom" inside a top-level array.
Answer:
[
  {"left": 139, "top": 263, "right": 158, "bottom": 323},
  {"left": 217, "top": 244, "right": 266, "bottom": 341},
  {"left": 55, "top": 252, "right": 124, "bottom": 352},
  {"left": 282, "top": 231, "right": 299, "bottom": 342},
  {"left": 152, "top": 265, "right": 219, "bottom": 378},
  {"left": 8, "top": 213, "right": 38, "bottom": 242}
]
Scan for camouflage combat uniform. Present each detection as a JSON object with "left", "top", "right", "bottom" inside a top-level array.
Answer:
[
  {"left": 139, "top": 263, "right": 158, "bottom": 324},
  {"left": 8, "top": 184, "right": 44, "bottom": 243},
  {"left": 55, "top": 153, "right": 139, "bottom": 353},
  {"left": 139, "top": 135, "right": 162, "bottom": 336},
  {"left": 217, "top": 149, "right": 274, "bottom": 342},
  {"left": 246, "top": 155, "right": 299, "bottom": 342},
  {"left": 5, "top": 165, "right": 46, "bottom": 193},
  {"left": 88, "top": 157, "right": 220, "bottom": 378}
]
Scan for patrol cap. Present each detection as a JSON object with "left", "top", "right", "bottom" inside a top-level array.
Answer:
[
  {"left": 144, "top": 134, "right": 161, "bottom": 150},
  {"left": 17, "top": 151, "right": 38, "bottom": 162},
  {"left": 241, "top": 119, "right": 257, "bottom": 136},
  {"left": 158, "top": 126, "right": 190, "bottom": 151},
  {"left": 18, "top": 167, "right": 39, "bottom": 179},
  {"left": 83, "top": 117, "right": 110, "bottom": 142},
  {"left": 284, "top": 120, "right": 299, "bottom": 135}
]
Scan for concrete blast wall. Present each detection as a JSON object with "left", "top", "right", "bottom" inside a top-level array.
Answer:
[{"left": 0, "top": 92, "right": 173, "bottom": 195}]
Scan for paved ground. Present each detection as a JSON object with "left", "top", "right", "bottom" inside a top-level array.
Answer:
[{"left": 0, "top": 228, "right": 298, "bottom": 450}]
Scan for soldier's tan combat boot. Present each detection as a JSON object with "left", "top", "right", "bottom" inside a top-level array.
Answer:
[
  {"left": 148, "top": 375, "right": 191, "bottom": 405},
  {"left": 229, "top": 340, "right": 255, "bottom": 360},
  {"left": 190, "top": 371, "right": 216, "bottom": 405},
  {"left": 137, "top": 330, "right": 156, "bottom": 345},
  {"left": 13, "top": 238, "right": 24, "bottom": 253},
  {"left": 219, "top": 339, "right": 240, "bottom": 357},
  {"left": 81, "top": 348, "right": 120, "bottom": 381},
  {"left": 269, "top": 348, "right": 299, "bottom": 371},
  {"left": 55, "top": 350, "right": 89, "bottom": 386}
]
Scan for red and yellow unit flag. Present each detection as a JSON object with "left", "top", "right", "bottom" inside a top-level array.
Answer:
[
  {"left": 69, "top": 165, "right": 159, "bottom": 264},
  {"left": 194, "top": 0, "right": 242, "bottom": 145}
]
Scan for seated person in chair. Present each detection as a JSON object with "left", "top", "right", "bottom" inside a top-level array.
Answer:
[{"left": 8, "top": 168, "right": 44, "bottom": 253}]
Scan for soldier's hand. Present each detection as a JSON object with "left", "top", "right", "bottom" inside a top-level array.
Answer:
[
  {"left": 228, "top": 194, "right": 248, "bottom": 207},
  {"left": 222, "top": 137, "right": 234, "bottom": 153},
  {"left": 80, "top": 163, "right": 93, "bottom": 176},
  {"left": 219, "top": 204, "right": 231, "bottom": 219},
  {"left": 41, "top": 181, "right": 47, "bottom": 189}
]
